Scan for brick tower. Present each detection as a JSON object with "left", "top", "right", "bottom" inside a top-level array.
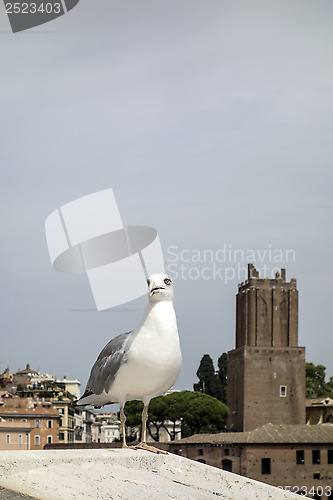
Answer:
[{"left": 227, "top": 264, "right": 305, "bottom": 431}]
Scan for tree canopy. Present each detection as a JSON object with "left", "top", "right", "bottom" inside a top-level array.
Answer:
[
  {"left": 123, "top": 390, "right": 229, "bottom": 441},
  {"left": 176, "top": 390, "right": 229, "bottom": 436},
  {"left": 306, "top": 362, "right": 333, "bottom": 398}
]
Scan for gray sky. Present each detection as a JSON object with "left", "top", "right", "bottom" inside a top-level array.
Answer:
[{"left": 1, "top": 0, "right": 333, "bottom": 395}]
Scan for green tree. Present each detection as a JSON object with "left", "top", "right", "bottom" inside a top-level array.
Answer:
[
  {"left": 122, "top": 391, "right": 229, "bottom": 440},
  {"left": 217, "top": 353, "right": 228, "bottom": 404},
  {"left": 178, "top": 391, "right": 229, "bottom": 436},
  {"left": 306, "top": 362, "right": 333, "bottom": 398},
  {"left": 194, "top": 354, "right": 224, "bottom": 401}
]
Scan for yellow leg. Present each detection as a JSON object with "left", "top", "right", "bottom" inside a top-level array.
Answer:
[
  {"left": 141, "top": 404, "right": 149, "bottom": 444},
  {"left": 129, "top": 404, "right": 168, "bottom": 454},
  {"left": 120, "top": 406, "right": 127, "bottom": 448}
]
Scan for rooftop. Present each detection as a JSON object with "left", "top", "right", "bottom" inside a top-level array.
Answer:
[
  {"left": 15, "top": 364, "right": 38, "bottom": 376},
  {"left": 0, "top": 407, "right": 59, "bottom": 417},
  {"left": 175, "top": 423, "right": 333, "bottom": 445}
]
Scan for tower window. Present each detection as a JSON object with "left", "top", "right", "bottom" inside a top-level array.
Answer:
[
  {"left": 280, "top": 385, "right": 287, "bottom": 397},
  {"left": 224, "top": 448, "right": 230, "bottom": 456},
  {"left": 296, "top": 450, "right": 305, "bottom": 464},
  {"left": 198, "top": 449, "right": 203, "bottom": 456},
  {"left": 312, "top": 450, "right": 320, "bottom": 464},
  {"left": 261, "top": 458, "right": 271, "bottom": 475}
]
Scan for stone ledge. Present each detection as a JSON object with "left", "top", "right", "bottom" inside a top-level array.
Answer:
[{"left": 0, "top": 449, "right": 298, "bottom": 499}]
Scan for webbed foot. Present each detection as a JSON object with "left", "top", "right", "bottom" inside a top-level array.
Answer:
[{"left": 129, "top": 442, "right": 168, "bottom": 454}]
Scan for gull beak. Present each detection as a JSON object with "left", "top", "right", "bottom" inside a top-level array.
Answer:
[{"left": 149, "top": 283, "right": 165, "bottom": 296}]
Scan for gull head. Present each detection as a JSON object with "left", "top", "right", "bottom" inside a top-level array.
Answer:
[{"left": 147, "top": 273, "right": 174, "bottom": 302}]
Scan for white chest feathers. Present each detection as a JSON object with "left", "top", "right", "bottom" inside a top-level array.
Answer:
[{"left": 110, "top": 301, "right": 182, "bottom": 403}]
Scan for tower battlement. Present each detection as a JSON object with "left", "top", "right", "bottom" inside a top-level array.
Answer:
[{"left": 238, "top": 264, "right": 297, "bottom": 292}]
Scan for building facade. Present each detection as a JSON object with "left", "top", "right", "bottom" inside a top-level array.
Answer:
[
  {"left": 82, "top": 408, "right": 97, "bottom": 443},
  {"left": 0, "top": 402, "right": 59, "bottom": 450},
  {"left": 56, "top": 377, "right": 81, "bottom": 400},
  {"left": 0, "top": 421, "right": 32, "bottom": 450},
  {"left": 53, "top": 396, "right": 75, "bottom": 443},
  {"left": 227, "top": 264, "right": 306, "bottom": 431},
  {"left": 169, "top": 423, "right": 333, "bottom": 498},
  {"left": 0, "top": 369, "right": 13, "bottom": 389},
  {"left": 94, "top": 413, "right": 121, "bottom": 443}
]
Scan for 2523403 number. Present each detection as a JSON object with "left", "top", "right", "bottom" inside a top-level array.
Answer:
[
  {"left": 278, "top": 485, "right": 332, "bottom": 496},
  {"left": 5, "top": 3, "right": 62, "bottom": 14}
]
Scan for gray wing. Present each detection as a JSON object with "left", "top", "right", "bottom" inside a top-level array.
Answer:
[{"left": 82, "top": 330, "right": 134, "bottom": 398}]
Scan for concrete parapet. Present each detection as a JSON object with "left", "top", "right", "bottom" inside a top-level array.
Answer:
[{"left": 0, "top": 449, "right": 299, "bottom": 499}]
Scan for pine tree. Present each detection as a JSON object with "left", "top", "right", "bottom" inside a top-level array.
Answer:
[{"left": 194, "top": 354, "right": 223, "bottom": 401}]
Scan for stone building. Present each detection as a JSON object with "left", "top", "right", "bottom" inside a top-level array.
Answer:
[
  {"left": 169, "top": 423, "right": 333, "bottom": 497},
  {"left": 227, "top": 264, "right": 306, "bottom": 431},
  {"left": 168, "top": 264, "right": 333, "bottom": 497}
]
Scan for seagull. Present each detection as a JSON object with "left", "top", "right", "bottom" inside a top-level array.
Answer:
[{"left": 76, "top": 273, "right": 182, "bottom": 452}]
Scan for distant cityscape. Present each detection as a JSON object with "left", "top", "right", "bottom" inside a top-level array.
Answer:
[
  {"left": 0, "top": 364, "right": 121, "bottom": 449},
  {"left": 0, "top": 363, "right": 181, "bottom": 450}
]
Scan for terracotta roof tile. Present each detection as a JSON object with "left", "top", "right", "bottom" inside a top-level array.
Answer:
[{"left": 175, "top": 423, "right": 333, "bottom": 445}]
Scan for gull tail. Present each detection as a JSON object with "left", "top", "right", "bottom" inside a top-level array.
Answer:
[
  {"left": 76, "top": 389, "right": 95, "bottom": 406},
  {"left": 76, "top": 389, "right": 113, "bottom": 409}
]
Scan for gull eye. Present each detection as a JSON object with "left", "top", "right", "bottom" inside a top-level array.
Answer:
[{"left": 164, "top": 278, "right": 172, "bottom": 285}]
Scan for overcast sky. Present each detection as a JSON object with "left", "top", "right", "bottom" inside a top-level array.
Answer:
[{"left": 1, "top": 0, "right": 333, "bottom": 397}]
